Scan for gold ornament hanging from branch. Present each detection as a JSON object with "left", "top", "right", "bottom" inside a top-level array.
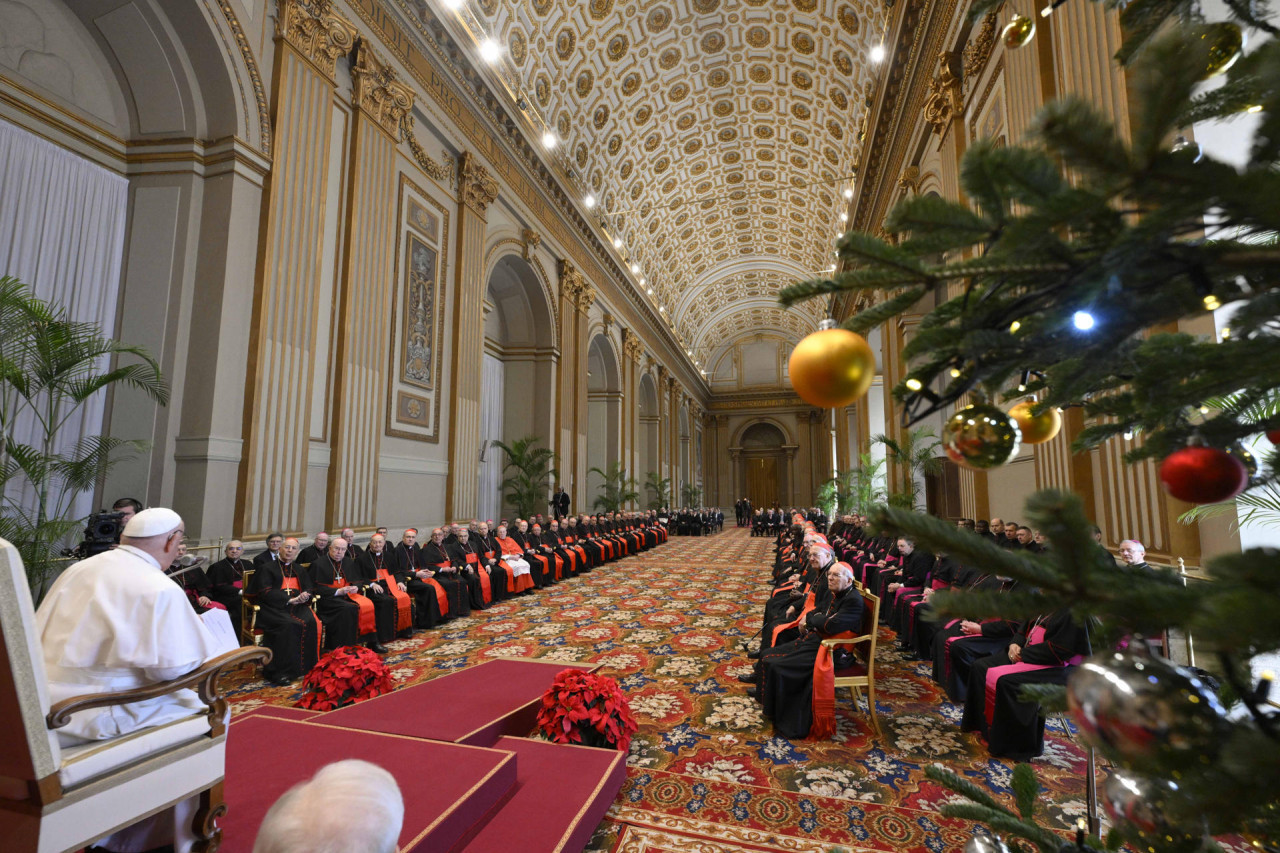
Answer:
[
  {"left": 1192, "top": 21, "right": 1245, "bottom": 79},
  {"left": 1007, "top": 400, "right": 1062, "bottom": 445},
  {"left": 943, "top": 403, "right": 1022, "bottom": 469},
  {"left": 1001, "top": 14, "right": 1036, "bottom": 50},
  {"left": 787, "top": 324, "right": 875, "bottom": 409}
]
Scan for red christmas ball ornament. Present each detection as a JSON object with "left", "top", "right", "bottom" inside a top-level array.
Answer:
[
  {"left": 1158, "top": 446, "right": 1249, "bottom": 504},
  {"left": 1267, "top": 428, "right": 1280, "bottom": 445}
]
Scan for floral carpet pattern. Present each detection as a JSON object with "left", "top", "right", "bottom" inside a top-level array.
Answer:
[{"left": 220, "top": 529, "right": 1165, "bottom": 852}]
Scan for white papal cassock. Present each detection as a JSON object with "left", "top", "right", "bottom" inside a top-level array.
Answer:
[{"left": 35, "top": 543, "right": 230, "bottom": 744}]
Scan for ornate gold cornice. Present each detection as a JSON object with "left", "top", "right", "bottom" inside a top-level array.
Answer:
[
  {"left": 923, "top": 51, "right": 963, "bottom": 137},
  {"left": 458, "top": 151, "right": 499, "bottom": 217},
  {"left": 351, "top": 41, "right": 414, "bottom": 137},
  {"left": 275, "top": 0, "right": 358, "bottom": 79}
]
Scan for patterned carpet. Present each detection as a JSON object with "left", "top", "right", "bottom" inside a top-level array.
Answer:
[{"left": 219, "top": 528, "right": 1129, "bottom": 852}]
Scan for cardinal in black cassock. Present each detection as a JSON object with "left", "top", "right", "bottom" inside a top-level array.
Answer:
[
  {"left": 960, "top": 608, "right": 1089, "bottom": 760},
  {"left": 251, "top": 545, "right": 322, "bottom": 685},
  {"left": 758, "top": 565, "right": 864, "bottom": 739},
  {"left": 422, "top": 528, "right": 471, "bottom": 617}
]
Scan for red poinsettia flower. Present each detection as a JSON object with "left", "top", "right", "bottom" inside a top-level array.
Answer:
[
  {"left": 298, "top": 645, "right": 392, "bottom": 711},
  {"left": 535, "top": 668, "right": 637, "bottom": 751}
]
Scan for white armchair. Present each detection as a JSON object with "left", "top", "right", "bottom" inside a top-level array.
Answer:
[{"left": 0, "top": 538, "right": 268, "bottom": 853}]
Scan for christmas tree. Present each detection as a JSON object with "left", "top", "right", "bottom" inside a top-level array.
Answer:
[{"left": 780, "top": 4, "right": 1280, "bottom": 851}]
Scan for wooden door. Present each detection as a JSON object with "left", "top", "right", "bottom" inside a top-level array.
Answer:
[{"left": 745, "top": 456, "right": 779, "bottom": 509}]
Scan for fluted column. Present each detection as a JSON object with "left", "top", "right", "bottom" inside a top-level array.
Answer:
[
  {"left": 445, "top": 152, "right": 499, "bottom": 517},
  {"left": 557, "top": 260, "right": 594, "bottom": 508},
  {"left": 656, "top": 366, "right": 670, "bottom": 480},
  {"left": 327, "top": 43, "right": 412, "bottom": 529},
  {"left": 668, "top": 377, "right": 680, "bottom": 491},
  {"left": 238, "top": 0, "right": 357, "bottom": 536},
  {"left": 622, "top": 328, "right": 642, "bottom": 505}
]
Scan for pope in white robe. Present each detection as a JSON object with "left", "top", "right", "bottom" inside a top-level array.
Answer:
[{"left": 34, "top": 507, "right": 234, "bottom": 852}]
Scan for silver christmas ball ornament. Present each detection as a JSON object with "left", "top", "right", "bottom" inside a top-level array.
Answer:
[
  {"left": 1067, "top": 647, "right": 1228, "bottom": 773},
  {"left": 1103, "top": 770, "right": 1196, "bottom": 837},
  {"left": 965, "top": 834, "right": 1011, "bottom": 853},
  {"left": 1171, "top": 135, "right": 1204, "bottom": 163}
]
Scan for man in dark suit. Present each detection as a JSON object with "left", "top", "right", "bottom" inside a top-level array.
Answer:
[{"left": 253, "top": 532, "right": 284, "bottom": 568}]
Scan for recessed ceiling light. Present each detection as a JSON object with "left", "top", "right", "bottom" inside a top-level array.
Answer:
[
  {"left": 585, "top": 194, "right": 597, "bottom": 208},
  {"left": 639, "top": 277, "right": 646, "bottom": 285},
  {"left": 480, "top": 39, "right": 502, "bottom": 63},
  {"left": 840, "top": 212, "right": 849, "bottom": 222},
  {"left": 870, "top": 44, "right": 886, "bottom": 63},
  {"left": 442, "top": 0, "right": 462, "bottom": 8},
  {"left": 659, "top": 305, "right": 665, "bottom": 312},
  {"left": 630, "top": 263, "right": 641, "bottom": 274},
  {"left": 541, "top": 131, "right": 557, "bottom": 149},
  {"left": 646, "top": 288, "right": 654, "bottom": 295},
  {"left": 612, "top": 237, "right": 623, "bottom": 249},
  {"left": 843, "top": 188, "right": 854, "bottom": 200}
]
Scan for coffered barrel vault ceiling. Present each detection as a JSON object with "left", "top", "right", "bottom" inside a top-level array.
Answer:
[{"left": 459, "top": 0, "right": 886, "bottom": 379}]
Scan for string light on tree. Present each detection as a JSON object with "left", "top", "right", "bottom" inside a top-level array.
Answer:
[
  {"left": 1073, "top": 310, "right": 1096, "bottom": 331},
  {"left": 787, "top": 320, "right": 876, "bottom": 409}
]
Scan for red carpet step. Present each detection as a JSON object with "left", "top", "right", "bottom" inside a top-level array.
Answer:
[
  {"left": 454, "top": 736, "right": 626, "bottom": 853},
  {"left": 317, "top": 657, "right": 597, "bottom": 746},
  {"left": 222, "top": 716, "right": 516, "bottom": 852}
]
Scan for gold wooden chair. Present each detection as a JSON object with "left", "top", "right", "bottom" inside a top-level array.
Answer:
[{"left": 821, "top": 588, "right": 883, "bottom": 737}]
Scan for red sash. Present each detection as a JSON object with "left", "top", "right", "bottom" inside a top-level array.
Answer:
[
  {"left": 810, "top": 630, "right": 855, "bottom": 738},
  {"left": 984, "top": 626, "right": 1053, "bottom": 725},
  {"left": 465, "top": 552, "right": 492, "bottom": 603},
  {"left": 324, "top": 578, "right": 377, "bottom": 637},
  {"left": 771, "top": 591, "right": 816, "bottom": 645},
  {"left": 375, "top": 568, "right": 413, "bottom": 632},
  {"left": 425, "top": 561, "right": 452, "bottom": 614}
]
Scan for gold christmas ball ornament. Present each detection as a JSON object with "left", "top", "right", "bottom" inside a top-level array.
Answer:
[
  {"left": 787, "top": 326, "right": 875, "bottom": 409},
  {"left": 943, "top": 404, "right": 1022, "bottom": 469},
  {"left": 1194, "top": 21, "right": 1245, "bottom": 79},
  {"left": 1001, "top": 14, "right": 1036, "bottom": 49},
  {"left": 1007, "top": 400, "right": 1062, "bottom": 445}
]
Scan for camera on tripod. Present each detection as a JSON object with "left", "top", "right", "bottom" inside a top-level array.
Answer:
[{"left": 70, "top": 510, "right": 126, "bottom": 559}]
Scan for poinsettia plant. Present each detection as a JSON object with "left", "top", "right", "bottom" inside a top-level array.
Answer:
[
  {"left": 297, "top": 645, "right": 392, "bottom": 711},
  {"left": 535, "top": 668, "right": 637, "bottom": 751}
]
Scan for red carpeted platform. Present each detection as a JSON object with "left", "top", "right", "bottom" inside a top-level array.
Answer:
[
  {"left": 221, "top": 716, "right": 516, "bottom": 852},
  {"left": 231, "top": 704, "right": 319, "bottom": 723},
  {"left": 454, "top": 736, "right": 626, "bottom": 853},
  {"left": 317, "top": 657, "right": 597, "bottom": 746}
]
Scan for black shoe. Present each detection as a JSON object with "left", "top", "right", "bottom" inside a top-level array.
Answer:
[
  {"left": 266, "top": 675, "right": 294, "bottom": 687},
  {"left": 369, "top": 642, "right": 389, "bottom": 654},
  {"left": 747, "top": 648, "right": 761, "bottom": 660},
  {"left": 746, "top": 687, "right": 761, "bottom": 700},
  {"left": 737, "top": 672, "right": 759, "bottom": 684}
]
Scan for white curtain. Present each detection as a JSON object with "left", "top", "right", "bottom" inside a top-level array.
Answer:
[
  {"left": 0, "top": 118, "right": 129, "bottom": 520},
  {"left": 478, "top": 354, "right": 505, "bottom": 523}
]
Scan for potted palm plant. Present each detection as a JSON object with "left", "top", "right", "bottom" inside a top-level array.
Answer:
[
  {"left": 588, "top": 461, "right": 639, "bottom": 512},
  {"left": 643, "top": 471, "right": 672, "bottom": 510},
  {"left": 871, "top": 427, "right": 944, "bottom": 510},
  {"left": 0, "top": 276, "right": 168, "bottom": 599},
  {"left": 493, "top": 435, "right": 558, "bottom": 519}
]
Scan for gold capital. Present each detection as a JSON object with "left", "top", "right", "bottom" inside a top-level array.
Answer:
[
  {"left": 276, "top": 0, "right": 358, "bottom": 79},
  {"left": 458, "top": 152, "right": 499, "bottom": 217},
  {"left": 351, "top": 42, "right": 415, "bottom": 137}
]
